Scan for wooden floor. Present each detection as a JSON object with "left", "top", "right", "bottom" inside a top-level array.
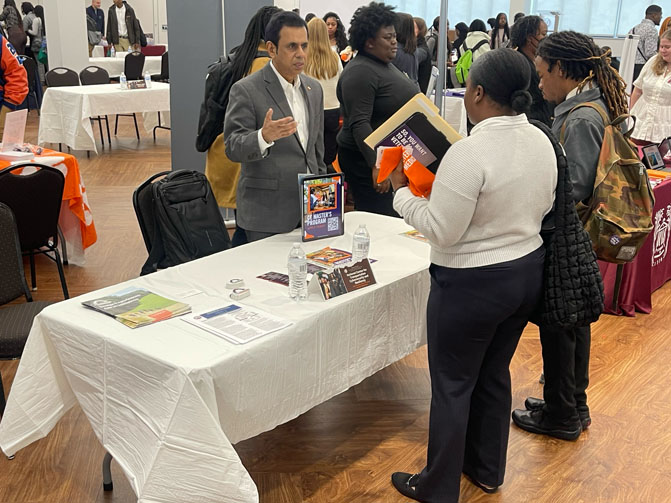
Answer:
[{"left": 1, "top": 113, "right": 671, "bottom": 502}]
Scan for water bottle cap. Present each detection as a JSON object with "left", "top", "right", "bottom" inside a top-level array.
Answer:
[{"left": 293, "top": 242, "right": 300, "bottom": 247}]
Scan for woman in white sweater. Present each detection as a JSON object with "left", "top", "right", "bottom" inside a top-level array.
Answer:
[{"left": 390, "top": 49, "right": 557, "bottom": 503}]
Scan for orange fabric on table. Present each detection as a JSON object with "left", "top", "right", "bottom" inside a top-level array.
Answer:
[
  {"left": 376, "top": 145, "right": 435, "bottom": 198},
  {"left": 2, "top": 148, "right": 97, "bottom": 249}
]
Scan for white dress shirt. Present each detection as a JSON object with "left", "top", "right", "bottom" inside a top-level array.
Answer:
[
  {"left": 258, "top": 61, "right": 309, "bottom": 154},
  {"left": 116, "top": 4, "right": 128, "bottom": 37}
]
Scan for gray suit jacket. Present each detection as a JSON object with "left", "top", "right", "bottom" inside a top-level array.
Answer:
[{"left": 224, "top": 62, "right": 326, "bottom": 234}]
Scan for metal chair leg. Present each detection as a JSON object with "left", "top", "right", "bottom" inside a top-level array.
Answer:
[
  {"left": 102, "top": 451, "right": 113, "bottom": 491},
  {"left": 29, "top": 252, "right": 36, "bottom": 290},
  {"left": 105, "top": 115, "right": 111, "bottom": 144},
  {"left": 0, "top": 369, "right": 6, "bottom": 417},
  {"left": 57, "top": 225, "right": 68, "bottom": 265},
  {"left": 52, "top": 247, "right": 69, "bottom": 299},
  {"left": 132, "top": 113, "right": 140, "bottom": 140},
  {"left": 114, "top": 115, "right": 119, "bottom": 135}
]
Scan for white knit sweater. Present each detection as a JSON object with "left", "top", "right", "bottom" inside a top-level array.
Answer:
[{"left": 393, "top": 114, "right": 557, "bottom": 268}]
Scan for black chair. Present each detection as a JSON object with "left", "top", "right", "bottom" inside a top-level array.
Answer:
[
  {"left": 0, "top": 164, "right": 69, "bottom": 300},
  {"left": 79, "top": 66, "right": 112, "bottom": 146},
  {"left": 21, "top": 56, "right": 40, "bottom": 115},
  {"left": 114, "top": 52, "right": 144, "bottom": 141},
  {"left": 45, "top": 67, "right": 80, "bottom": 151},
  {"left": 151, "top": 50, "right": 169, "bottom": 82},
  {"left": 133, "top": 170, "right": 170, "bottom": 256},
  {"left": 45, "top": 67, "right": 79, "bottom": 87},
  {"left": 0, "top": 202, "right": 53, "bottom": 417}
]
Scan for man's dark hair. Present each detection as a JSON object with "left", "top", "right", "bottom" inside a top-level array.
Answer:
[
  {"left": 514, "top": 12, "right": 525, "bottom": 22},
  {"left": 323, "top": 11, "right": 348, "bottom": 51},
  {"left": 230, "top": 5, "right": 280, "bottom": 84},
  {"left": 34, "top": 4, "right": 43, "bottom": 33},
  {"left": 538, "top": 31, "right": 628, "bottom": 119},
  {"left": 305, "top": 13, "right": 316, "bottom": 23},
  {"left": 20, "top": 1, "right": 33, "bottom": 15},
  {"left": 433, "top": 16, "right": 440, "bottom": 31},
  {"left": 510, "top": 14, "right": 542, "bottom": 49},
  {"left": 646, "top": 4, "right": 662, "bottom": 16},
  {"left": 348, "top": 1, "right": 396, "bottom": 52},
  {"left": 487, "top": 17, "right": 496, "bottom": 29},
  {"left": 395, "top": 12, "right": 417, "bottom": 54},
  {"left": 469, "top": 48, "right": 532, "bottom": 113},
  {"left": 469, "top": 19, "right": 487, "bottom": 33},
  {"left": 265, "top": 11, "right": 307, "bottom": 47}
]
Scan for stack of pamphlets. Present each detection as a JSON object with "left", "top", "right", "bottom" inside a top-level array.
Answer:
[{"left": 82, "top": 287, "right": 191, "bottom": 328}]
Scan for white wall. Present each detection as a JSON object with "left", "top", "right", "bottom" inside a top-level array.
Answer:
[{"left": 45, "top": 0, "right": 89, "bottom": 71}]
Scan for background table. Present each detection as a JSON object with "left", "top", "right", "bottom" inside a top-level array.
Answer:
[
  {"left": 2, "top": 148, "right": 97, "bottom": 265},
  {"left": 38, "top": 82, "right": 170, "bottom": 153},
  {"left": 600, "top": 179, "right": 671, "bottom": 315},
  {"left": 88, "top": 55, "right": 163, "bottom": 78},
  {"left": 441, "top": 90, "right": 468, "bottom": 137},
  {"left": 0, "top": 212, "right": 431, "bottom": 503}
]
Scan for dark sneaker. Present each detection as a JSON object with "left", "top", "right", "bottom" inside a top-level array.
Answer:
[
  {"left": 512, "top": 408, "right": 582, "bottom": 441},
  {"left": 524, "top": 397, "right": 591, "bottom": 430},
  {"left": 391, "top": 472, "right": 421, "bottom": 502}
]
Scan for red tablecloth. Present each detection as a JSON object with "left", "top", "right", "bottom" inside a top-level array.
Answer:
[{"left": 600, "top": 178, "right": 671, "bottom": 315}]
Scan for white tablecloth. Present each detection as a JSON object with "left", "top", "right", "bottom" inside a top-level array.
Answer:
[
  {"left": 87, "top": 56, "right": 163, "bottom": 78},
  {"left": 38, "top": 82, "right": 170, "bottom": 153},
  {"left": 442, "top": 93, "right": 468, "bottom": 137},
  {"left": 142, "top": 110, "right": 171, "bottom": 133},
  {"left": 0, "top": 212, "right": 430, "bottom": 503},
  {"left": 91, "top": 45, "right": 105, "bottom": 57}
]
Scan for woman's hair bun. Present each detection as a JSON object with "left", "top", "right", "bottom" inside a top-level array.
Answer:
[{"left": 510, "top": 89, "right": 532, "bottom": 113}]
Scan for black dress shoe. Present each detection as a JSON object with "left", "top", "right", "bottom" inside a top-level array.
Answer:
[
  {"left": 463, "top": 472, "right": 499, "bottom": 494},
  {"left": 512, "top": 408, "right": 582, "bottom": 441},
  {"left": 524, "top": 397, "right": 592, "bottom": 430},
  {"left": 391, "top": 472, "right": 422, "bottom": 501}
]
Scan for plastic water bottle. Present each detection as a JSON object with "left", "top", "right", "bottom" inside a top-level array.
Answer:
[
  {"left": 127, "top": 45, "right": 132, "bottom": 53},
  {"left": 352, "top": 224, "right": 370, "bottom": 264},
  {"left": 144, "top": 71, "right": 152, "bottom": 88},
  {"left": 110, "top": 45, "right": 115, "bottom": 57},
  {"left": 120, "top": 72, "right": 127, "bottom": 89},
  {"left": 288, "top": 243, "right": 308, "bottom": 301}
]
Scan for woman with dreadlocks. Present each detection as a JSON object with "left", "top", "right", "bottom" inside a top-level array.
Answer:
[{"left": 512, "top": 30, "right": 628, "bottom": 441}]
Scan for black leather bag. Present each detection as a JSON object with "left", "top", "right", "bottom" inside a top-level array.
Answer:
[
  {"left": 529, "top": 121, "right": 605, "bottom": 328},
  {"left": 141, "top": 170, "right": 231, "bottom": 275}
]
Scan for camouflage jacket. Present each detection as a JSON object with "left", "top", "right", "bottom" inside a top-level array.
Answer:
[{"left": 552, "top": 87, "right": 608, "bottom": 204}]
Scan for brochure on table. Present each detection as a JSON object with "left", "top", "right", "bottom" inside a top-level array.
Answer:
[
  {"left": 1, "top": 109, "right": 27, "bottom": 152},
  {"left": 307, "top": 258, "right": 377, "bottom": 301},
  {"left": 300, "top": 173, "right": 345, "bottom": 242},
  {"left": 82, "top": 287, "right": 191, "bottom": 328},
  {"left": 183, "top": 304, "right": 292, "bottom": 344}
]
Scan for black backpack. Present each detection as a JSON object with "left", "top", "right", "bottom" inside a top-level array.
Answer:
[
  {"left": 195, "top": 50, "right": 268, "bottom": 152},
  {"left": 137, "top": 170, "right": 231, "bottom": 275}
]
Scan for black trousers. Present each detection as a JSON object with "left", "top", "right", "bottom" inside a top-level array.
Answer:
[
  {"left": 336, "top": 145, "right": 398, "bottom": 217},
  {"left": 323, "top": 108, "right": 340, "bottom": 166},
  {"left": 415, "top": 248, "right": 545, "bottom": 503},
  {"left": 633, "top": 63, "right": 645, "bottom": 82},
  {"left": 539, "top": 324, "right": 591, "bottom": 421}
]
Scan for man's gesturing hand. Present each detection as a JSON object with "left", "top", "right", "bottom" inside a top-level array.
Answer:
[{"left": 261, "top": 108, "right": 298, "bottom": 143}]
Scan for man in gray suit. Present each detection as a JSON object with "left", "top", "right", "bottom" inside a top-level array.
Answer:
[{"left": 224, "top": 10, "right": 326, "bottom": 242}]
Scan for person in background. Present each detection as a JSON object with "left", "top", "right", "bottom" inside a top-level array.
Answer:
[
  {"left": 224, "top": 11, "right": 327, "bottom": 241},
  {"left": 106, "top": 0, "right": 141, "bottom": 53},
  {"left": 512, "top": 30, "right": 629, "bottom": 440},
  {"left": 452, "top": 22, "right": 468, "bottom": 58},
  {"left": 490, "top": 12, "right": 510, "bottom": 49},
  {"left": 510, "top": 15, "right": 553, "bottom": 125},
  {"left": 1, "top": 0, "right": 23, "bottom": 55},
  {"left": 304, "top": 13, "right": 315, "bottom": 23},
  {"left": 205, "top": 5, "right": 279, "bottom": 247},
  {"left": 20, "top": 2, "right": 39, "bottom": 60},
  {"left": 425, "top": 15, "right": 451, "bottom": 67},
  {"left": 514, "top": 12, "right": 525, "bottom": 23},
  {"left": 304, "top": 17, "right": 342, "bottom": 167},
  {"left": 323, "top": 12, "right": 348, "bottom": 55},
  {"left": 336, "top": 1, "right": 418, "bottom": 216},
  {"left": 414, "top": 17, "right": 432, "bottom": 93},
  {"left": 630, "top": 4, "right": 663, "bottom": 81},
  {"left": 462, "top": 19, "right": 491, "bottom": 62},
  {"left": 486, "top": 17, "right": 496, "bottom": 33},
  {"left": 86, "top": 0, "right": 105, "bottom": 56},
  {"left": 660, "top": 15, "right": 671, "bottom": 36},
  {"left": 630, "top": 29, "right": 671, "bottom": 143},
  {"left": 601, "top": 45, "right": 620, "bottom": 71},
  {"left": 392, "top": 12, "right": 418, "bottom": 83},
  {"left": 390, "top": 48, "right": 556, "bottom": 503},
  {"left": 33, "top": 3, "right": 44, "bottom": 72},
  {"left": 0, "top": 30, "right": 27, "bottom": 131}
]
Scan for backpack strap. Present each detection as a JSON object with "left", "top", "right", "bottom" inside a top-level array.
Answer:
[
  {"left": 559, "top": 101, "right": 610, "bottom": 144},
  {"left": 471, "top": 39, "right": 489, "bottom": 53}
]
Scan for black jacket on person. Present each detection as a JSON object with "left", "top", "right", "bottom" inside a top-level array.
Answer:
[
  {"left": 416, "top": 37, "right": 432, "bottom": 94},
  {"left": 106, "top": 1, "right": 141, "bottom": 46}
]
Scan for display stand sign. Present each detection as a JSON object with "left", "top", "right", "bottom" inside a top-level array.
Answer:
[
  {"left": 1, "top": 109, "right": 27, "bottom": 151},
  {"left": 300, "top": 173, "right": 345, "bottom": 242},
  {"left": 127, "top": 80, "right": 148, "bottom": 89},
  {"left": 308, "top": 259, "right": 377, "bottom": 301}
]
